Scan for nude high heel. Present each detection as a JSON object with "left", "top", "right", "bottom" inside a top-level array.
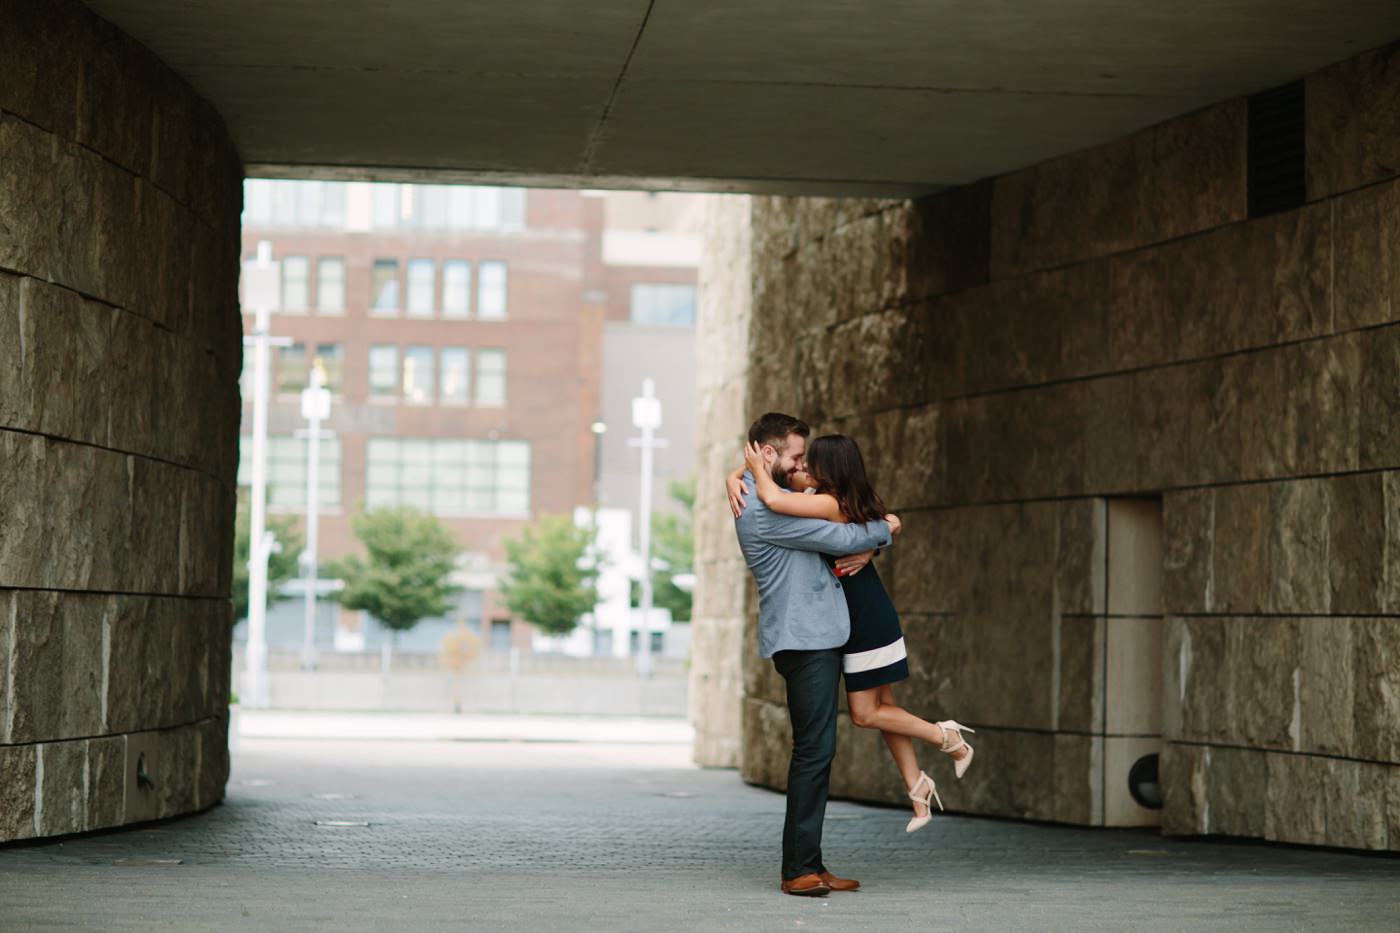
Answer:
[
  {"left": 905, "top": 771, "right": 943, "bottom": 833},
  {"left": 938, "top": 720, "right": 976, "bottom": 779}
]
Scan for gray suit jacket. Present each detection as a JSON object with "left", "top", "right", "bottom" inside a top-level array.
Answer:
[{"left": 734, "top": 470, "right": 893, "bottom": 658}]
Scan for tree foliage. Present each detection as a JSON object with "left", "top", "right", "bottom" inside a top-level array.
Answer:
[
  {"left": 232, "top": 495, "right": 304, "bottom": 623},
  {"left": 499, "top": 513, "right": 600, "bottom": 637},
  {"left": 326, "top": 506, "right": 462, "bottom": 635}
]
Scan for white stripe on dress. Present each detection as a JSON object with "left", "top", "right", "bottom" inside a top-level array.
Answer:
[{"left": 843, "top": 637, "right": 907, "bottom": 673}]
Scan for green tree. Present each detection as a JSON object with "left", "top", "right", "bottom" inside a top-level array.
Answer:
[
  {"left": 326, "top": 507, "right": 462, "bottom": 657},
  {"left": 499, "top": 513, "right": 600, "bottom": 637},
  {"left": 631, "top": 475, "right": 695, "bottom": 622},
  {"left": 232, "top": 495, "right": 304, "bottom": 624}
]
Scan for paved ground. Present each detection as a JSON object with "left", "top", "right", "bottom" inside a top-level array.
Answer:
[{"left": 2, "top": 730, "right": 1398, "bottom": 932}]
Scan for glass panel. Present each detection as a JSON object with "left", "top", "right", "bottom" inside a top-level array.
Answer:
[
  {"left": 448, "top": 187, "right": 473, "bottom": 229},
  {"left": 322, "top": 183, "right": 346, "bottom": 226},
  {"left": 371, "top": 259, "right": 399, "bottom": 311},
  {"left": 371, "top": 184, "right": 399, "bottom": 228},
  {"left": 439, "top": 347, "right": 469, "bottom": 402},
  {"left": 244, "top": 180, "right": 272, "bottom": 225},
  {"left": 278, "top": 342, "right": 307, "bottom": 393},
  {"left": 478, "top": 261, "right": 506, "bottom": 318},
  {"left": 421, "top": 186, "right": 450, "bottom": 229},
  {"left": 368, "top": 345, "right": 398, "bottom": 397},
  {"left": 316, "top": 257, "right": 345, "bottom": 312},
  {"left": 475, "top": 188, "right": 502, "bottom": 229},
  {"left": 630, "top": 283, "right": 696, "bottom": 326},
  {"left": 402, "top": 345, "right": 434, "bottom": 403},
  {"left": 475, "top": 348, "right": 506, "bottom": 406},
  {"left": 280, "top": 256, "right": 309, "bottom": 310},
  {"left": 313, "top": 343, "right": 343, "bottom": 393},
  {"left": 501, "top": 189, "right": 526, "bottom": 231},
  {"left": 406, "top": 259, "right": 435, "bottom": 316},
  {"left": 442, "top": 260, "right": 470, "bottom": 317}
]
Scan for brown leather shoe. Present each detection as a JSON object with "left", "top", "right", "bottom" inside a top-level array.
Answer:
[
  {"left": 819, "top": 870, "right": 860, "bottom": 892},
  {"left": 779, "top": 873, "right": 832, "bottom": 897}
]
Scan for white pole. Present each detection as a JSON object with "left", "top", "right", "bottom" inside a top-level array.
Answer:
[
  {"left": 244, "top": 245, "right": 275, "bottom": 709},
  {"left": 298, "top": 365, "right": 331, "bottom": 671},
  {"left": 242, "top": 241, "right": 287, "bottom": 709},
  {"left": 632, "top": 379, "right": 662, "bottom": 680}
]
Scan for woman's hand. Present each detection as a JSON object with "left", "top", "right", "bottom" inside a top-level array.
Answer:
[
  {"left": 727, "top": 471, "right": 749, "bottom": 518},
  {"left": 743, "top": 440, "right": 765, "bottom": 475},
  {"left": 885, "top": 513, "right": 902, "bottom": 535}
]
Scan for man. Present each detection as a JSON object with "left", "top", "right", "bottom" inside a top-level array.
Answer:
[{"left": 731, "top": 412, "right": 897, "bottom": 897}]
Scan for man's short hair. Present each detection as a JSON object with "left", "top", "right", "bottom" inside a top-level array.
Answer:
[{"left": 747, "top": 412, "right": 810, "bottom": 450}]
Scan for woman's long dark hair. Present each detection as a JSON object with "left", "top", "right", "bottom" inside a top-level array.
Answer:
[{"left": 805, "top": 434, "right": 887, "bottom": 525}]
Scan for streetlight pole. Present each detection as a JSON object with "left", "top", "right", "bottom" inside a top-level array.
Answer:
[
  {"left": 241, "top": 241, "right": 288, "bottom": 709},
  {"left": 297, "top": 362, "right": 333, "bottom": 671},
  {"left": 629, "top": 379, "right": 666, "bottom": 679}
]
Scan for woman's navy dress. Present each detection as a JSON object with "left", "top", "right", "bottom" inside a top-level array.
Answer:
[{"left": 829, "top": 556, "right": 908, "bottom": 691}]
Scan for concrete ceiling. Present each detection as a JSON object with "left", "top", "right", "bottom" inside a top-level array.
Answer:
[{"left": 84, "top": 1, "right": 1400, "bottom": 196}]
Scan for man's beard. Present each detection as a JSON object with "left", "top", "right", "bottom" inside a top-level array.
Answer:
[{"left": 770, "top": 462, "right": 791, "bottom": 489}]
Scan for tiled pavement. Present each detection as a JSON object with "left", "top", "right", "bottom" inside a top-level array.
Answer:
[{"left": 2, "top": 735, "right": 1397, "bottom": 931}]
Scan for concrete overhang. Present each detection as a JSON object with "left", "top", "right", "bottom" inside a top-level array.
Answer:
[{"left": 84, "top": 1, "right": 1400, "bottom": 196}]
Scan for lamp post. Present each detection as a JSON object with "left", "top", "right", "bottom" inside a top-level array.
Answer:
[
  {"left": 628, "top": 379, "right": 667, "bottom": 679},
  {"left": 296, "top": 361, "right": 333, "bottom": 671},
  {"left": 240, "top": 241, "right": 289, "bottom": 708},
  {"left": 590, "top": 418, "right": 607, "bottom": 505}
]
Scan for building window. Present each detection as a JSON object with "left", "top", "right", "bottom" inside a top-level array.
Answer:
[
  {"left": 403, "top": 345, "right": 434, "bottom": 404},
  {"left": 242, "top": 180, "right": 346, "bottom": 228},
  {"left": 406, "top": 259, "right": 435, "bottom": 317},
  {"left": 630, "top": 283, "right": 696, "bottom": 326},
  {"left": 371, "top": 259, "right": 400, "bottom": 313},
  {"left": 369, "top": 345, "right": 399, "bottom": 399},
  {"left": 278, "top": 342, "right": 307, "bottom": 394},
  {"left": 237, "top": 435, "right": 342, "bottom": 509},
  {"left": 365, "top": 438, "right": 530, "bottom": 515},
  {"left": 280, "top": 256, "right": 309, "bottom": 311},
  {"left": 478, "top": 261, "right": 507, "bottom": 319},
  {"left": 317, "top": 257, "right": 345, "bottom": 312},
  {"left": 440, "top": 347, "right": 469, "bottom": 403},
  {"left": 490, "top": 620, "right": 512, "bottom": 653},
  {"left": 313, "top": 343, "right": 344, "bottom": 394},
  {"left": 475, "top": 348, "right": 506, "bottom": 406},
  {"left": 442, "top": 260, "right": 471, "bottom": 317},
  {"left": 371, "top": 184, "right": 400, "bottom": 229}
]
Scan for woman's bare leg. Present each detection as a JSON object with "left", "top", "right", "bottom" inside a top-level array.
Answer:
[
  {"left": 872, "top": 687, "right": 926, "bottom": 816},
  {"left": 847, "top": 685, "right": 971, "bottom": 768}
]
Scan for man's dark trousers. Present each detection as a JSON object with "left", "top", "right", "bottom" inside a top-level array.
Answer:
[{"left": 773, "top": 647, "right": 842, "bottom": 880}]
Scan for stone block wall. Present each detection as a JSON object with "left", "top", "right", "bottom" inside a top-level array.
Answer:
[
  {"left": 689, "top": 195, "right": 752, "bottom": 767},
  {"left": 0, "top": 1, "right": 243, "bottom": 842},
  {"left": 694, "top": 41, "right": 1400, "bottom": 849}
]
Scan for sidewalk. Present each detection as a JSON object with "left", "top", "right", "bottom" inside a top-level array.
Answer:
[
  {"left": 235, "top": 708, "right": 694, "bottom": 744},
  {"left": 3, "top": 736, "right": 1397, "bottom": 931}
]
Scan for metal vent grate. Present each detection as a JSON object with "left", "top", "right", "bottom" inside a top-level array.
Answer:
[{"left": 1247, "top": 81, "right": 1306, "bottom": 218}]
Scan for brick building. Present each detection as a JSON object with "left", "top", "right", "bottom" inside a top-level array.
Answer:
[{"left": 236, "top": 183, "right": 698, "bottom": 655}]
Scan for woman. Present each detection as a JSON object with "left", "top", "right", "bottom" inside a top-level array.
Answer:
[{"left": 730, "top": 434, "right": 974, "bottom": 833}]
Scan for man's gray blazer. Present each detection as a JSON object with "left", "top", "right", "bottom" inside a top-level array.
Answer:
[{"left": 734, "top": 470, "right": 893, "bottom": 659}]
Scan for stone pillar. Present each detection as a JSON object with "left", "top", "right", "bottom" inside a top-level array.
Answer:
[
  {"left": 0, "top": 1, "right": 243, "bottom": 842},
  {"left": 688, "top": 195, "right": 752, "bottom": 768}
]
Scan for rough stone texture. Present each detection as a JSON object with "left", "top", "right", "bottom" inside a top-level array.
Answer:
[
  {"left": 37, "top": 740, "right": 89, "bottom": 837},
  {"left": 0, "top": 0, "right": 242, "bottom": 845},
  {"left": 989, "top": 101, "right": 1246, "bottom": 279},
  {"left": 1306, "top": 41, "right": 1400, "bottom": 201},
  {"left": 0, "top": 744, "right": 38, "bottom": 841}
]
